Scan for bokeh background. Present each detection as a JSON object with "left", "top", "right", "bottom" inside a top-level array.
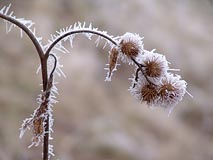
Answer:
[{"left": 0, "top": 0, "right": 213, "bottom": 160}]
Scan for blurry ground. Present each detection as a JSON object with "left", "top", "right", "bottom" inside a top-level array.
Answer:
[{"left": 0, "top": 0, "right": 213, "bottom": 160}]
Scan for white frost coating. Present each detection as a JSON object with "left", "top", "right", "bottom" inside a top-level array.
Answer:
[
  {"left": 103, "top": 41, "right": 108, "bottom": 49},
  {"left": 20, "top": 29, "right": 23, "bottom": 38},
  {"left": 60, "top": 44, "right": 70, "bottom": 53},
  {"left": 46, "top": 22, "right": 118, "bottom": 56},
  {"left": 57, "top": 65, "right": 66, "bottom": 78},
  {"left": 8, "top": 22, "right": 14, "bottom": 32},
  {"left": 95, "top": 35, "right": 101, "bottom": 47},
  {"left": 105, "top": 65, "right": 118, "bottom": 82},
  {"left": 104, "top": 63, "right": 120, "bottom": 82},
  {"left": 168, "top": 68, "right": 180, "bottom": 72},
  {"left": 69, "top": 35, "right": 75, "bottom": 48},
  {"left": 0, "top": 4, "right": 44, "bottom": 51},
  {"left": 36, "top": 64, "right": 41, "bottom": 74},
  {"left": 49, "top": 144, "right": 55, "bottom": 158},
  {"left": 4, "top": 3, "right": 11, "bottom": 15},
  {"left": 0, "top": 6, "right": 6, "bottom": 14}
]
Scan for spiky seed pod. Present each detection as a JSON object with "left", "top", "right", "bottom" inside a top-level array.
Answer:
[
  {"left": 140, "top": 52, "right": 169, "bottom": 84},
  {"left": 141, "top": 83, "right": 158, "bottom": 105},
  {"left": 129, "top": 74, "right": 159, "bottom": 106},
  {"left": 120, "top": 40, "right": 139, "bottom": 57},
  {"left": 119, "top": 32, "right": 144, "bottom": 64},
  {"left": 158, "top": 73, "right": 187, "bottom": 108},
  {"left": 108, "top": 47, "right": 119, "bottom": 78}
]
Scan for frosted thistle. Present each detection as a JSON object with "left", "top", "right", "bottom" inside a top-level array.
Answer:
[
  {"left": 140, "top": 51, "right": 169, "bottom": 84},
  {"left": 119, "top": 32, "right": 144, "bottom": 64},
  {"left": 0, "top": 3, "right": 191, "bottom": 160},
  {"left": 157, "top": 73, "right": 187, "bottom": 108},
  {"left": 130, "top": 74, "right": 159, "bottom": 106}
]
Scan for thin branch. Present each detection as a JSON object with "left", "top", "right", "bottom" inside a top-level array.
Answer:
[
  {"left": 0, "top": 10, "right": 50, "bottom": 160},
  {"left": 48, "top": 54, "right": 57, "bottom": 79},
  {"left": 0, "top": 12, "right": 44, "bottom": 59},
  {"left": 131, "top": 57, "right": 156, "bottom": 86},
  {"left": 45, "top": 29, "right": 118, "bottom": 58},
  {"left": 43, "top": 53, "right": 57, "bottom": 160},
  {"left": 133, "top": 68, "right": 140, "bottom": 88}
]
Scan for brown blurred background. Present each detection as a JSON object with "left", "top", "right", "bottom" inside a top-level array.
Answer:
[{"left": 0, "top": 0, "right": 213, "bottom": 160}]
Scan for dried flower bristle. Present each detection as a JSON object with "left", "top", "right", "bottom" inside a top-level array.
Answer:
[
  {"left": 159, "top": 83, "right": 176, "bottom": 100},
  {"left": 108, "top": 47, "right": 119, "bottom": 78},
  {"left": 129, "top": 74, "right": 158, "bottom": 106},
  {"left": 141, "top": 84, "right": 158, "bottom": 105},
  {"left": 140, "top": 52, "right": 169, "bottom": 84},
  {"left": 144, "top": 60, "right": 162, "bottom": 78},
  {"left": 120, "top": 40, "right": 140, "bottom": 58},
  {"left": 158, "top": 74, "right": 187, "bottom": 108},
  {"left": 119, "top": 32, "right": 143, "bottom": 64}
]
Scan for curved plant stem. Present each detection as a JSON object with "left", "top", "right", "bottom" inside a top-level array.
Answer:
[
  {"left": 131, "top": 57, "right": 156, "bottom": 86},
  {"left": 0, "top": 13, "right": 44, "bottom": 59},
  {"left": 43, "top": 54, "right": 57, "bottom": 160},
  {"left": 45, "top": 29, "right": 118, "bottom": 58},
  {"left": 0, "top": 12, "right": 50, "bottom": 160},
  {"left": 49, "top": 54, "right": 57, "bottom": 77},
  {"left": 0, "top": 12, "right": 49, "bottom": 89}
]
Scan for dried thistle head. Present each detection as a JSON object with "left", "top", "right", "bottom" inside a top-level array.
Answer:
[
  {"left": 129, "top": 74, "right": 158, "bottom": 106},
  {"left": 141, "top": 83, "right": 158, "bottom": 105},
  {"left": 140, "top": 52, "right": 169, "bottom": 84},
  {"left": 120, "top": 40, "right": 139, "bottom": 57},
  {"left": 158, "top": 73, "right": 187, "bottom": 108},
  {"left": 119, "top": 32, "right": 144, "bottom": 64}
]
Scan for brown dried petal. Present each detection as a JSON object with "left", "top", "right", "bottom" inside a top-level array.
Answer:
[
  {"left": 108, "top": 47, "right": 119, "bottom": 77},
  {"left": 33, "top": 118, "right": 44, "bottom": 136}
]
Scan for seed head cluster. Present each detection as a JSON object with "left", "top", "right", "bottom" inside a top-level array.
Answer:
[{"left": 106, "top": 32, "right": 188, "bottom": 113}]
